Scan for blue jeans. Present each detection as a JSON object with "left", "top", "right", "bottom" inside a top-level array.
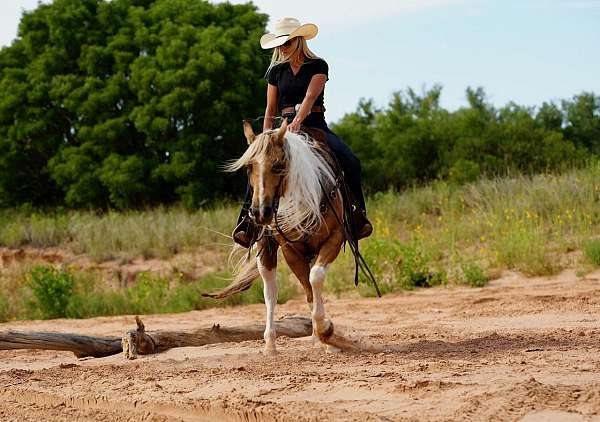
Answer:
[
  {"left": 301, "top": 114, "right": 365, "bottom": 210},
  {"left": 318, "top": 129, "right": 364, "bottom": 209}
]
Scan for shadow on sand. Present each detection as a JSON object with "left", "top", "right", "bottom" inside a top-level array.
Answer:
[{"left": 324, "top": 327, "right": 595, "bottom": 359}]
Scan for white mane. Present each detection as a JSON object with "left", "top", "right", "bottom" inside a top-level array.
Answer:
[
  {"left": 226, "top": 130, "right": 337, "bottom": 237},
  {"left": 277, "top": 131, "right": 336, "bottom": 235}
]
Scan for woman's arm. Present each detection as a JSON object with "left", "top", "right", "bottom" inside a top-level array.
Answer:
[
  {"left": 288, "top": 74, "right": 327, "bottom": 133},
  {"left": 263, "top": 83, "right": 278, "bottom": 131}
]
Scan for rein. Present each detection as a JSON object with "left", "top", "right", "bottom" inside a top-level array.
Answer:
[
  {"left": 269, "top": 152, "right": 381, "bottom": 297},
  {"left": 272, "top": 176, "right": 305, "bottom": 245},
  {"left": 317, "top": 177, "right": 381, "bottom": 297}
]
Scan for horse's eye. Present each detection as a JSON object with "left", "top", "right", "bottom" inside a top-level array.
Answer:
[{"left": 272, "top": 163, "right": 285, "bottom": 174}]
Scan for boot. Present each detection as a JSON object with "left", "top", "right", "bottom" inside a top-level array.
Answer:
[
  {"left": 347, "top": 182, "right": 372, "bottom": 240},
  {"left": 232, "top": 218, "right": 255, "bottom": 248},
  {"left": 356, "top": 209, "right": 373, "bottom": 240}
]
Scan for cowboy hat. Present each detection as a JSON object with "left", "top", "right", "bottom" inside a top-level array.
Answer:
[{"left": 260, "top": 17, "right": 318, "bottom": 49}]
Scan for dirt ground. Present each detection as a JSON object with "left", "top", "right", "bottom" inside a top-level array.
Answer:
[
  {"left": 1, "top": 269, "right": 600, "bottom": 421},
  {"left": 0, "top": 246, "right": 222, "bottom": 286}
]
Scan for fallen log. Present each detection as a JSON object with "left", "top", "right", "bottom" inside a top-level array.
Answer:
[
  {"left": 0, "top": 331, "right": 121, "bottom": 358},
  {"left": 0, "top": 315, "right": 314, "bottom": 359},
  {"left": 121, "top": 315, "right": 314, "bottom": 359}
]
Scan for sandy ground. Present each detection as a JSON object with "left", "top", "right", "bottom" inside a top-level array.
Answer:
[
  {"left": 1, "top": 269, "right": 600, "bottom": 421},
  {"left": 0, "top": 246, "right": 222, "bottom": 286}
]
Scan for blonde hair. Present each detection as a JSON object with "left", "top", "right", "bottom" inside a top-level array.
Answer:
[{"left": 265, "top": 37, "right": 319, "bottom": 77}]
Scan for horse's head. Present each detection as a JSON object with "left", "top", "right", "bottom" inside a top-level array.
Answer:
[{"left": 241, "top": 120, "right": 289, "bottom": 225}]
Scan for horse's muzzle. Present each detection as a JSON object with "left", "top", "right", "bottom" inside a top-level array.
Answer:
[{"left": 252, "top": 205, "right": 273, "bottom": 225}]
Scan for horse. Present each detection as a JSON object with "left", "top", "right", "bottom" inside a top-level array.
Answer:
[{"left": 206, "top": 119, "right": 347, "bottom": 354}]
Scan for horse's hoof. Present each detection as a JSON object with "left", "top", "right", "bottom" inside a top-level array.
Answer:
[
  {"left": 326, "top": 344, "right": 342, "bottom": 354},
  {"left": 311, "top": 334, "right": 324, "bottom": 349},
  {"left": 263, "top": 346, "right": 278, "bottom": 356},
  {"left": 316, "top": 320, "right": 334, "bottom": 342}
]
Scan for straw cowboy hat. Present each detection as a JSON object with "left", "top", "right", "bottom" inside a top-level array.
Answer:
[{"left": 260, "top": 17, "right": 318, "bottom": 49}]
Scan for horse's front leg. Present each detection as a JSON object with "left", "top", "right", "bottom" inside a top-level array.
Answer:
[
  {"left": 281, "top": 245, "right": 322, "bottom": 347},
  {"left": 257, "top": 238, "right": 279, "bottom": 355},
  {"left": 310, "top": 231, "right": 344, "bottom": 346}
]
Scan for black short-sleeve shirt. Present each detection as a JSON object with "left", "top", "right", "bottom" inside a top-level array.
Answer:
[{"left": 266, "top": 58, "right": 329, "bottom": 111}]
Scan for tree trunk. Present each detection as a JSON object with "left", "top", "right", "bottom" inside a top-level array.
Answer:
[
  {"left": 0, "top": 316, "right": 315, "bottom": 359},
  {"left": 0, "top": 331, "right": 121, "bottom": 358}
]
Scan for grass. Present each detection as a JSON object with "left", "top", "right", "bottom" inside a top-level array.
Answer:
[
  {"left": 584, "top": 239, "right": 600, "bottom": 266},
  {"left": 3, "top": 161, "right": 600, "bottom": 320},
  {"left": 0, "top": 205, "right": 237, "bottom": 261},
  {"left": 460, "top": 262, "right": 489, "bottom": 288},
  {"left": 325, "top": 161, "right": 600, "bottom": 296},
  {"left": 1, "top": 264, "right": 298, "bottom": 322}
]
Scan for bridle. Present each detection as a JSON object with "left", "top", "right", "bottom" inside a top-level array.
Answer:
[{"left": 249, "top": 166, "right": 303, "bottom": 245}]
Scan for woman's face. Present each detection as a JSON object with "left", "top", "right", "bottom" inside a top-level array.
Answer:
[{"left": 279, "top": 37, "right": 298, "bottom": 59}]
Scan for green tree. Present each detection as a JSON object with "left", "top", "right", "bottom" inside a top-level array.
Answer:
[
  {"left": 331, "top": 99, "right": 383, "bottom": 191},
  {"left": 495, "top": 102, "right": 580, "bottom": 173},
  {"left": 440, "top": 87, "right": 501, "bottom": 177},
  {"left": 333, "top": 85, "right": 585, "bottom": 192},
  {"left": 369, "top": 85, "right": 448, "bottom": 189},
  {"left": 0, "top": 0, "right": 269, "bottom": 208},
  {"left": 562, "top": 92, "right": 600, "bottom": 153},
  {"left": 535, "top": 101, "right": 563, "bottom": 132}
]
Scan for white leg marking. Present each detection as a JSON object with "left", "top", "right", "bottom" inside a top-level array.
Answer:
[
  {"left": 309, "top": 265, "right": 329, "bottom": 336},
  {"left": 258, "top": 260, "right": 277, "bottom": 354}
]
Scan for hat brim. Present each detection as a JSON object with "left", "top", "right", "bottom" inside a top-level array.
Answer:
[{"left": 260, "top": 23, "right": 318, "bottom": 49}]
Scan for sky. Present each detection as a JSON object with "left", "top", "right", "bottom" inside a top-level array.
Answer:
[{"left": 1, "top": 0, "right": 600, "bottom": 122}]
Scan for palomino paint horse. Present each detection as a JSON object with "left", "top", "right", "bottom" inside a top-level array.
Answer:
[{"left": 211, "top": 120, "right": 346, "bottom": 354}]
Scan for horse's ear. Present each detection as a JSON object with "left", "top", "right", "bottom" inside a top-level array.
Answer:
[
  {"left": 243, "top": 120, "right": 255, "bottom": 144},
  {"left": 276, "top": 119, "right": 288, "bottom": 144}
]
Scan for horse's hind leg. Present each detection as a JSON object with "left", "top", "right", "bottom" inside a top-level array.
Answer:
[
  {"left": 257, "top": 238, "right": 279, "bottom": 355},
  {"left": 310, "top": 231, "right": 344, "bottom": 347}
]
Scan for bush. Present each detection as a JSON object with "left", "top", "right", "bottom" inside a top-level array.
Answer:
[
  {"left": 333, "top": 87, "right": 594, "bottom": 194},
  {"left": 126, "top": 273, "right": 170, "bottom": 314},
  {"left": 16, "top": 265, "right": 299, "bottom": 320},
  {"left": 360, "top": 238, "right": 403, "bottom": 295},
  {"left": 449, "top": 159, "right": 480, "bottom": 185},
  {"left": 399, "top": 240, "right": 446, "bottom": 288},
  {"left": 584, "top": 239, "right": 600, "bottom": 266},
  {"left": 0, "top": 294, "right": 9, "bottom": 322},
  {"left": 26, "top": 266, "right": 75, "bottom": 319},
  {"left": 360, "top": 238, "right": 446, "bottom": 296},
  {"left": 461, "top": 262, "right": 488, "bottom": 287}
]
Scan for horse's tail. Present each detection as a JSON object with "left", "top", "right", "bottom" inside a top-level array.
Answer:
[{"left": 202, "top": 254, "right": 259, "bottom": 299}]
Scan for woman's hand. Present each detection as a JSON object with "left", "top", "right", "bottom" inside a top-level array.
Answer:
[
  {"left": 288, "top": 74, "right": 326, "bottom": 134},
  {"left": 288, "top": 116, "right": 302, "bottom": 133}
]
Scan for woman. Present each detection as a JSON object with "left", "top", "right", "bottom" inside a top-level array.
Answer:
[{"left": 233, "top": 17, "right": 371, "bottom": 248}]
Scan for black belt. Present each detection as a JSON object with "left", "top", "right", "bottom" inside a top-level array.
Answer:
[{"left": 281, "top": 105, "right": 326, "bottom": 116}]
